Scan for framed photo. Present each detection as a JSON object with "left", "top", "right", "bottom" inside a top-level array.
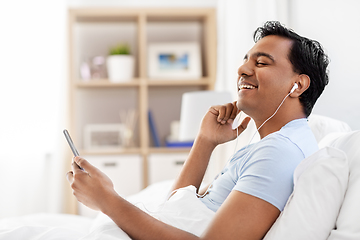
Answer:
[
  {"left": 148, "top": 42, "right": 202, "bottom": 79},
  {"left": 84, "top": 124, "right": 125, "bottom": 150}
]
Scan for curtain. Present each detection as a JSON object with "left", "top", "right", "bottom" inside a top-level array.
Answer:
[
  {"left": 210, "top": 0, "right": 290, "bottom": 172},
  {"left": 0, "top": 0, "right": 67, "bottom": 218}
]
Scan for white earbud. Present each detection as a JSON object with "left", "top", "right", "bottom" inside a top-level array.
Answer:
[
  {"left": 290, "top": 83, "right": 299, "bottom": 94},
  {"left": 232, "top": 111, "right": 242, "bottom": 130}
]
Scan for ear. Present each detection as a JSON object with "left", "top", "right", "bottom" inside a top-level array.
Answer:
[{"left": 290, "top": 74, "right": 310, "bottom": 97}]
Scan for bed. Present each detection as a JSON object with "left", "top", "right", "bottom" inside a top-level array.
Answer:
[
  {"left": 0, "top": 180, "right": 215, "bottom": 239},
  {"left": 0, "top": 115, "right": 359, "bottom": 240}
]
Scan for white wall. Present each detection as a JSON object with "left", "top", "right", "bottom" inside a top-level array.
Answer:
[
  {"left": 216, "top": 0, "right": 360, "bottom": 131},
  {"left": 289, "top": 0, "right": 360, "bottom": 130}
]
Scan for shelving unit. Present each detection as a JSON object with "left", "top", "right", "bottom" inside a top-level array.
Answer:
[{"left": 66, "top": 7, "right": 216, "bottom": 215}]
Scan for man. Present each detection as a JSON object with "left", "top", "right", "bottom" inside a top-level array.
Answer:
[{"left": 67, "top": 21, "right": 329, "bottom": 240}]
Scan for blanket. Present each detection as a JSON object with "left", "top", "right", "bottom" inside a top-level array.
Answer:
[{"left": 0, "top": 182, "right": 215, "bottom": 239}]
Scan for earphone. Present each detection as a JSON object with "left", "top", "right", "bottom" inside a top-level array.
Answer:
[
  {"left": 290, "top": 82, "right": 299, "bottom": 94},
  {"left": 232, "top": 82, "right": 298, "bottom": 130}
]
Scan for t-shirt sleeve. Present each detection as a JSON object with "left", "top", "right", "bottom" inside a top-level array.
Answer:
[{"left": 233, "top": 136, "right": 304, "bottom": 211}]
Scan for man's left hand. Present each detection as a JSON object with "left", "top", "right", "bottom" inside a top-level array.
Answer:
[{"left": 66, "top": 157, "right": 116, "bottom": 212}]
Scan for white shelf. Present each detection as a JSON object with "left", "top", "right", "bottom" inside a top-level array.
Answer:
[{"left": 66, "top": 7, "right": 216, "bottom": 215}]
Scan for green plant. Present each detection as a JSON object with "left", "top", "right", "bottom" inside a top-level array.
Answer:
[{"left": 109, "top": 43, "right": 131, "bottom": 55}]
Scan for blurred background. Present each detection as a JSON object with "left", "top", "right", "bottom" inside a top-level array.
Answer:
[{"left": 0, "top": 0, "right": 358, "bottom": 218}]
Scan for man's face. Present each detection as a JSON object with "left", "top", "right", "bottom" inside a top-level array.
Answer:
[{"left": 236, "top": 35, "right": 298, "bottom": 121}]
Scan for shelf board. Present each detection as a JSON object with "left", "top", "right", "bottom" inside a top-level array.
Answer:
[
  {"left": 75, "top": 78, "right": 210, "bottom": 87},
  {"left": 147, "top": 78, "right": 210, "bottom": 86},
  {"left": 80, "top": 147, "right": 191, "bottom": 155},
  {"left": 75, "top": 79, "right": 141, "bottom": 88},
  {"left": 70, "top": 8, "right": 141, "bottom": 22},
  {"left": 81, "top": 148, "right": 141, "bottom": 155},
  {"left": 148, "top": 147, "right": 191, "bottom": 154},
  {"left": 70, "top": 8, "right": 214, "bottom": 20}
]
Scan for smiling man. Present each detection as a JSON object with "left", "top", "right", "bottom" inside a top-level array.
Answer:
[
  {"left": 236, "top": 34, "right": 311, "bottom": 138},
  {"left": 67, "top": 21, "right": 329, "bottom": 240}
]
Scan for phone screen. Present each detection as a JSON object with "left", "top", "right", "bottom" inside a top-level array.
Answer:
[
  {"left": 63, "top": 129, "right": 79, "bottom": 156},
  {"left": 63, "top": 129, "right": 83, "bottom": 170}
]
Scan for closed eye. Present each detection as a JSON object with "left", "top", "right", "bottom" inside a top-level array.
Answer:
[{"left": 256, "top": 61, "right": 268, "bottom": 66}]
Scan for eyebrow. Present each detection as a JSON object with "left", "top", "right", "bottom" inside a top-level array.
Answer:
[{"left": 243, "top": 52, "right": 275, "bottom": 62}]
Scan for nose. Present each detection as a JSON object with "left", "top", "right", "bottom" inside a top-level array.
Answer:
[{"left": 237, "top": 61, "right": 254, "bottom": 78}]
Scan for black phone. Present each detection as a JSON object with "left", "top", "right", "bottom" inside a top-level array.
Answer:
[{"left": 63, "top": 129, "right": 84, "bottom": 170}]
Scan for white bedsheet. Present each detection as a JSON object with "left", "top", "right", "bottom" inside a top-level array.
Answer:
[
  {"left": 0, "top": 181, "right": 215, "bottom": 239},
  {"left": 0, "top": 213, "right": 93, "bottom": 240}
]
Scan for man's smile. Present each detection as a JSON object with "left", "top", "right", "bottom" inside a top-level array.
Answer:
[
  {"left": 238, "top": 75, "right": 258, "bottom": 91},
  {"left": 239, "top": 84, "right": 257, "bottom": 90},
  {"left": 238, "top": 77, "right": 258, "bottom": 92}
]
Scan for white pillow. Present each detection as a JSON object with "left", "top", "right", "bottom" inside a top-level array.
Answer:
[
  {"left": 308, "top": 114, "right": 352, "bottom": 143},
  {"left": 264, "top": 147, "right": 348, "bottom": 240},
  {"left": 319, "top": 131, "right": 360, "bottom": 240}
]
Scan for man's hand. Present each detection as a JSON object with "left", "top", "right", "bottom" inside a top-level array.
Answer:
[
  {"left": 66, "top": 157, "right": 117, "bottom": 211},
  {"left": 199, "top": 101, "right": 251, "bottom": 146}
]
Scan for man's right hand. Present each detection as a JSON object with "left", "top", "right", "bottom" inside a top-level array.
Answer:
[
  {"left": 198, "top": 101, "right": 251, "bottom": 147},
  {"left": 170, "top": 102, "right": 250, "bottom": 193}
]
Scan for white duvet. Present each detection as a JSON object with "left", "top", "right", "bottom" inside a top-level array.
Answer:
[{"left": 0, "top": 181, "right": 215, "bottom": 240}]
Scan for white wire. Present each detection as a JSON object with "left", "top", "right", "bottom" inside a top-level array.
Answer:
[
  {"left": 196, "top": 89, "right": 292, "bottom": 199},
  {"left": 246, "top": 91, "right": 292, "bottom": 147},
  {"left": 232, "top": 111, "right": 242, "bottom": 155},
  {"left": 196, "top": 111, "right": 243, "bottom": 198}
]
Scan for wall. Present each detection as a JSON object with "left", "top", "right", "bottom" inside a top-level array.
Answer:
[
  {"left": 289, "top": 0, "right": 360, "bottom": 130},
  {"left": 216, "top": 0, "right": 360, "bottom": 131}
]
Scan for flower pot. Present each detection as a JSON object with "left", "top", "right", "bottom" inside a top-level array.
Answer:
[{"left": 106, "top": 55, "right": 135, "bottom": 82}]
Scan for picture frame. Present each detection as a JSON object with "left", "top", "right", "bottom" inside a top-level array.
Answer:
[
  {"left": 84, "top": 124, "right": 125, "bottom": 150},
  {"left": 148, "top": 42, "right": 202, "bottom": 79}
]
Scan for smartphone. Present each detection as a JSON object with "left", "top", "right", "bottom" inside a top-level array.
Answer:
[{"left": 63, "top": 129, "right": 84, "bottom": 170}]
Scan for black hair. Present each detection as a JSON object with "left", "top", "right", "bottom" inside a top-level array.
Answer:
[{"left": 253, "top": 21, "right": 329, "bottom": 117}]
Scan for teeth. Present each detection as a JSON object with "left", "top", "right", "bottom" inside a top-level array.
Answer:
[{"left": 239, "top": 84, "right": 256, "bottom": 90}]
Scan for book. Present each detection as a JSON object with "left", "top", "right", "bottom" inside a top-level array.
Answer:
[
  {"left": 148, "top": 110, "right": 161, "bottom": 147},
  {"left": 165, "top": 140, "right": 194, "bottom": 148}
]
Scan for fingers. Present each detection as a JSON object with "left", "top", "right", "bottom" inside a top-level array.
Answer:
[
  {"left": 66, "top": 171, "right": 74, "bottom": 183},
  {"left": 72, "top": 157, "right": 100, "bottom": 178},
  {"left": 236, "top": 116, "right": 251, "bottom": 134},
  {"left": 73, "top": 156, "right": 91, "bottom": 173},
  {"left": 216, "top": 102, "right": 239, "bottom": 124}
]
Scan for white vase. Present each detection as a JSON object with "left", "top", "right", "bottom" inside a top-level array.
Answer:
[{"left": 106, "top": 55, "right": 135, "bottom": 82}]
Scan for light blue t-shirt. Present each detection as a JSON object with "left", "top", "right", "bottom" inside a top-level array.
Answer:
[{"left": 199, "top": 118, "right": 318, "bottom": 212}]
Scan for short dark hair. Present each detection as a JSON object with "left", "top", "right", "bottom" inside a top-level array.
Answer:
[{"left": 253, "top": 21, "right": 329, "bottom": 117}]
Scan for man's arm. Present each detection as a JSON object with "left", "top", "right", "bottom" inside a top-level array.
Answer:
[
  {"left": 170, "top": 134, "right": 216, "bottom": 194},
  {"left": 68, "top": 158, "right": 280, "bottom": 240},
  {"left": 104, "top": 182, "right": 280, "bottom": 240}
]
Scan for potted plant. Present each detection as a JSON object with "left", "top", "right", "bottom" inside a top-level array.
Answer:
[{"left": 106, "top": 43, "right": 135, "bottom": 82}]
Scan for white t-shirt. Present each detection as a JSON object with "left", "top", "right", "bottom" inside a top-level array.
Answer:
[{"left": 199, "top": 118, "right": 318, "bottom": 212}]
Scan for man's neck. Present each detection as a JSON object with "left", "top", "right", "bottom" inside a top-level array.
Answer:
[{"left": 255, "top": 107, "right": 306, "bottom": 139}]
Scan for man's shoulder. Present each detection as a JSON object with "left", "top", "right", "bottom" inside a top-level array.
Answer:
[
  {"left": 253, "top": 134, "right": 304, "bottom": 159},
  {"left": 261, "top": 118, "right": 318, "bottom": 157}
]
